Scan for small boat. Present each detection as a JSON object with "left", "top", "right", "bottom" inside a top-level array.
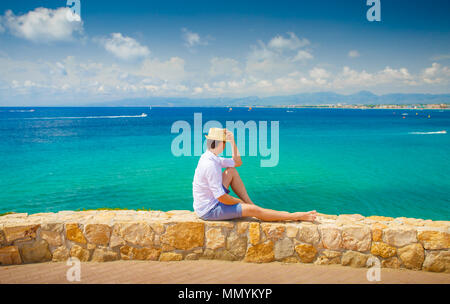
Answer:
[
  {"left": 228, "top": 107, "right": 232, "bottom": 112},
  {"left": 401, "top": 113, "right": 408, "bottom": 116},
  {"left": 140, "top": 113, "right": 148, "bottom": 117},
  {"left": 286, "top": 110, "right": 294, "bottom": 113}
]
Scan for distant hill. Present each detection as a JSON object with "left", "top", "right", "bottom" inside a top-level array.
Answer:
[{"left": 83, "top": 91, "right": 450, "bottom": 107}]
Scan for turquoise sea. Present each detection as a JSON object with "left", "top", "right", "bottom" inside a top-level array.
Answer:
[{"left": 0, "top": 107, "right": 449, "bottom": 220}]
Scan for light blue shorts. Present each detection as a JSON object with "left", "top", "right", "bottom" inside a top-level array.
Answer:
[{"left": 200, "top": 185, "right": 243, "bottom": 221}]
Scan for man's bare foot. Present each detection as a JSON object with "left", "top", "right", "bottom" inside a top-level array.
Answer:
[{"left": 292, "top": 210, "right": 317, "bottom": 222}]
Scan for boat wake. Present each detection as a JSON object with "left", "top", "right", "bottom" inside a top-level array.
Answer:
[
  {"left": 22, "top": 113, "right": 148, "bottom": 120},
  {"left": 409, "top": 130, "right": 447, "bottom": 135}
]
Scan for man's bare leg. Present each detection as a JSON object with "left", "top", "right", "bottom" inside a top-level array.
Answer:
[
  {"left": 241, "top": 204, "right": 317, "bottom": 222},
  {"left": 223, "top": 167, "right": 317, "bottom": 222},
  {"left": 222, "top": 167, "right": 254, "bottom": 205}
]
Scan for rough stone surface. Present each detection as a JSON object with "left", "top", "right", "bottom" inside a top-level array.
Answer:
[
  {"left": 206, "top": 228, "right": 226, "bottom": 250},
  {"left": 319, "top": 226, "right": 342, "bottom": 250},
  {"left": 261, "top": 223, "right": 285, "bottom": 241},
  {"left": 20, "top": 240, "right": 52, "bottom": 263},
  {"left": 367, "top": 216, "right": 394, "bottom": 221},
  {"left": 66, "top": 223, "right": 87, "bottom": 244},
  {"left": 3, "top": 225, "right": 39, "bottom": 243},
  {"left": 294, "top": 244, "right": 317, "bottom": 263},
  {"left": 417, "top": 231, "right": 450, "bottom": 250},
  {"left": 52, "top": 246, "right": 69, "bottom": 262},
  {"left": 382, "top": 257, "right": 401, "bottom": 269},
  {"left": 248, "top": 222, "right": 260, "bottom": 245},
  {"left": 383, "top": 227, "right": 417, "bottom": 247},
  {"left": 159, "top": 252, "right": 183, "bottom": 261},
  {"left": 226, "top": 232, "right": 247, "bottom": 259},
  {"left": 91, "top": 247, "right": 119, "bottom": 262},
  {"left": 160, "top": 222, "right": 204, "bottom": 250},
  {"left": 371, "top": 223, "right": 387, "bottom": 242},
  {"left": 236, "top": 222, "right": 249, "bottom": 235},
  {"left": 274, "top": 238, "right": 294, "bottom": 260},
  {"left": 341, "top": 251, "right": 369, "bottom": 268},
  {"left": 0, "top": 210, "right": 448, "bottom": 273},
  {"left": 342, "top": 226, "right": 371, "bottom": 252},
  {"left": 371, "top": 242, "right": 397, "bottom": 258},
  {"left": 111, "top": 222, "right": 154, "bottom": 247},
  {"left": 298, "top": 224, "right": 320, "bottom": 245},
  {"left": 314, "top": 250, "right": 341, "bottom": 265},
  {"left": 397, "top": 243, "right": 425, "bottom": 270},
  {"left": 120, "top": 245, "right": 161, "bottom": 261},
  {"left": 0, "top": 245, "right": 22, "bottom": 265},
  {"left": 70, "top": 244, "right": 90, "bottom": 262},
  {"left": 244, "top": 241, "right": 274, "bottom": 263},
  {"left": 40, "top": 230, "right": 63, "bottom": 247},
  {"left": 422, "top": 250, "right": 450, "bottom": 273},
  {"left": 85, "top": 224, "right": 111, "bottom": 246}
]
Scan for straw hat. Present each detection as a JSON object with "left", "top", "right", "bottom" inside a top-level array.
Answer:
[{"left": 205, "top": 128, "right": 227, "bottom": 141}]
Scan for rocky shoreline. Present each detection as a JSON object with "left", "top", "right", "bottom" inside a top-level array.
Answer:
[{"left": 0, "top": 210, "right": 449, "bottom": 273}]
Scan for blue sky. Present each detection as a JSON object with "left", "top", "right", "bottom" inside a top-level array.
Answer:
[{"left": 0, "top": 0, "right": 449, "bottom": 105}]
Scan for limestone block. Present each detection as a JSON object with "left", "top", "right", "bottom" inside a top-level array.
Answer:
[
  {"left": 294, "top": 244, "right": 317, "bottom": 263},
  {"left": 40, "top": 230, "right": 63, "bottom": 247},
  {"left": 319, "top": 225, "right": 342, "bottom": 250},
  {"left": 66, "top": 223, "right": 87, "bottom": 244},
  {"left": 417, "top": 231, "right": 450, "bottom": 250},
  {"left": 206, "top": 228, "right": 226, "bottom": 250},
  {"left": 160, "top": 222, "right": 204, "bottom": 250},
  {"left": 397, "top": 243, "right": 424, "bottom": 270},
  {"left": 3, "top": 225, "right": 39, "bottom": 243},
  {"left": 370, "top": 242, "right": 397, "bottom": 258},
  {"left": 20, "top": 239, "right": 52, "bottom": 263},
  {"left": 159, "top": 252, "right": 183, "bottom": 261},
  {"left": 274, "top": 238, "right": 294, "bottom": 260},
  {"left": 52, "top": 246, "right": 70, "bottom": 262},
  {"left": 341, "top": 251, "right": 369, "bottom": 267},
  {"left": 70, "top": 244, "right": 90, "bottom": 262},
  {"left": 422, "top": 250, "right": 450, "bottom": 273},
  {"left": 248, "top": 222, "right": 260, "bottom": 245},
  {"left": 244, "top": 241, "right": 274, "bottom": 263},
  {"left": 342, "top": 226, "right": 371, "bottom": 252},
  {"left": 382, "top": 227, "right": 417, "bottom": 247},
  {"left": 85, "top": 224, "right": 111, "bottom": 246},
  {"left": 0, "top": 246, "right": 22, "bottom": 265},
  {"left": 298, "top": 224, "right": 320, "bottom": 245},
  {"left": 91, "top": 247, "right": 119, "bottom": 262}
]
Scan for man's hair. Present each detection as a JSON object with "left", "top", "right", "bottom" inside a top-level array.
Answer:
[{"left": 207, "top": 139, "right": 225, "bottom": 150}]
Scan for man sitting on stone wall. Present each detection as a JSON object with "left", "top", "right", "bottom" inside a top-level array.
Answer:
[{"left": 192, "top": 128, "right": 317, "bottom": 222}]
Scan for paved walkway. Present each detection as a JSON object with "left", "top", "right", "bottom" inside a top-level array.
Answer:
[{"left": 0, "top": 260, "right": 448, "bottom": 284}]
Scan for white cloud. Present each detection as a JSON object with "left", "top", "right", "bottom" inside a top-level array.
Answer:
[
  {"left": 245, "top": 33, "right": 313, "bottom": 77},
  {"left": 348, "top": 50, "right": 360, "bottom": 58},
  {"left": 209, "top": 57, "right": 242, "bottom": 77},
  {"left": 101, "top": 33, "right": 150, "bottom": 61},
  {"left": 293, "top": 50, "right": 313, "bottom": 61},
  {"left": 181, "top": 28, "right": 207, "bottom": 48},
  {"left": 268, "top": 32, "right": 309, "bottom": 50},
  {"left": 2, "top": 7, "right": 83, "bottom": 42},
  {"left": 422, "top": 63, "right": 450, "bottom": 84}
]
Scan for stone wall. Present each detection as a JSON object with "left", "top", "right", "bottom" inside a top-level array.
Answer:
[{"left": 0, "top": 210, "right": 449, "bottom": 273}]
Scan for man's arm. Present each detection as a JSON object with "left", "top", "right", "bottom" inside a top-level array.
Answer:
[
  {"left": 226, "top": 130, "right": 242, "bottom": 167},
  {"left": 217, "top": 193, "right": 243, "bottom": 205}
]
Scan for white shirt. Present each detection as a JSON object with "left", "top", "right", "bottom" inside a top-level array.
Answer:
[{"left": 193, "top": 150, "right": 235, "bottom": 217}]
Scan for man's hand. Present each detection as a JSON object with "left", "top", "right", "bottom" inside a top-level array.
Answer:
[
  {"left": 225, "top": 129, "right": 235, "bottom": 143},
  {"left": 225, "top": 129, "right": 242, "bottom": 167}
]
